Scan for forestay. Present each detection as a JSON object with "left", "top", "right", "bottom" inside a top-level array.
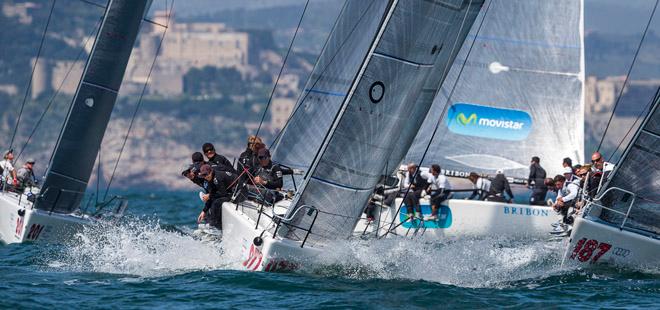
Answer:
[
  {"left": 283, "top": 0, "right": 484, "bottom": 246},
  {"left": 36, "top": 0, "right": 151, "bottom": 213},
  {"left": 405, "top": 0, "right": 585, "bottom": 181},
  {"left": 595, "top": 90, "right": 660, "bottom": 235}
]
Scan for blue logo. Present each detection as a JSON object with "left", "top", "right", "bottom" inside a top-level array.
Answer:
[
  {"left": 399, "top": 204, "right": 452, "bottom": 229},
  {"left": 446, "top": 103, "right": 532, "bottom": 141}
]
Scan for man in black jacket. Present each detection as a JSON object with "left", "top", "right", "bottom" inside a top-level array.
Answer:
[
  {"left": 247, "top": 148, "right": 283, "bottom": 204},
  {"left": 181, "top": 152, "right": 206, "bottom": 188},
  {"left": 202, "top": 142, "right": 235, "bottom": 173},
  {"left": 527, "top": 156, "right": 547, "bottom": 205},
  {"left": 486, "top": 169, "right": 514, "bottom": 203},
  {"left": 197, "top": 164, "right": 238, "bottom": 229}
]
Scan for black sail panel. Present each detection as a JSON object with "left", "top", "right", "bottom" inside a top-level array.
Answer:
[{"left": 36, "top": 0, "right": 150, "bottom": 213}]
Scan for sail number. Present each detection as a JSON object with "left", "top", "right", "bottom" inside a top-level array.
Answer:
[{"left": 569, "top": 238, "right": 612, "bottom": 263}]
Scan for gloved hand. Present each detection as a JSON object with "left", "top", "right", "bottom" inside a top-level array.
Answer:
[{"left": 12, "top": 178, "right": 18, "bottom": 186}]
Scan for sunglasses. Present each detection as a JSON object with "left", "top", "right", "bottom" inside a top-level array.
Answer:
[
  {"left": 258, "top": 156, "right": 269, "bottom": 160},
  {"left": 591, "top": 157, "right": 602, "bottom": 163},
  {"left": 204, "top": 149, "right": 215, "bottom": 154}
]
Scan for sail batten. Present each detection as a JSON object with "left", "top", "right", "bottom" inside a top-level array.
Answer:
[{"left": 36, "top": 0, "right": 151, "bottom": 213}]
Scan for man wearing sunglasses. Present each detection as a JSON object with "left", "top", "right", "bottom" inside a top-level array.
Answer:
[
  {"left": 247, "top": 148, "right": 284, "bottom": 204},
  {"left": 589, "top": 151, "right": 615, "bottom": 195},
  {"left": 202, "top": 142, "right": 235, "bottom": 173},
  {"left": 197, "top": 164, "right": 239, "bottom": 230}
]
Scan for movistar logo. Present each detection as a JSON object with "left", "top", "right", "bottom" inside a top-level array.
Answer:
[
  {"left": 447, "top": 103, "right": 532, "bottom": 141},
  {"left": 456, "top": 112, "right": 524, "bottom": 130},
  {"left": 456, "top": 113, "right": 477, "bottom": 125}
]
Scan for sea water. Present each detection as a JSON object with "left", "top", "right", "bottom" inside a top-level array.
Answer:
[{"left": 1, "top": 191, "right": 658, "bottom": 309}]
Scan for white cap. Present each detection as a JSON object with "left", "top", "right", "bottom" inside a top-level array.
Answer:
[
  {"left": 563, "top": 167, "right": 573, "bottom": 174},
  {"left": 496, "top": 168, "right": 504, "bottom": 174}
]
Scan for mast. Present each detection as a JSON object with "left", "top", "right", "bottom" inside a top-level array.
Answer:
[{"left": 36, "top": 0, "right": 152, "bottom": 213}]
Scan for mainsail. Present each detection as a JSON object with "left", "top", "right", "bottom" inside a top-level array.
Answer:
[
  {"left": 278, "top": 0, "right": 484, "bottom": 245},
  {"left": 36, "top": 0, "right": 152, "bottom": 213},
  {"left": 405, "top": 0, "right": 585, "bottom": 180},
  {"left": 595, "top": 88, "right": 660, "bottom": 235}
]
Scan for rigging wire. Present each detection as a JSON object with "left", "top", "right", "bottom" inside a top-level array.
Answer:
[
  {"left": 254, "top": 0, "right": 310, "bottom": 138},
  {"left": 596, "top": 0, "right": 658, "bottom": 152},
  {"left": 103, "top": 0, "right": 174, "bottom": 200},
  {"left": 607, "top": 85, "right": 660, "bottom": 163},
  {"left": 15, "top": 15, "right": 105, "bottom": 163},
  {"left": 9, "top": 0, "right": 57, "bottom": 152},
  {"left": 382, "top": 0, "right": 491, "bottom": 238},
  {"left": 269, "top": 0, "right": 367, "bottom": 149}
]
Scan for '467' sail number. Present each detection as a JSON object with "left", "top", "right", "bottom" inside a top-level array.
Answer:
[{"left": 569, "top": 238, "right": 612, "bottom": 263}]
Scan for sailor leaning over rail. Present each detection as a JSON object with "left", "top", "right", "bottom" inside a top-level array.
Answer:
[
  {"left": 197, "top": 164, "right": 239, "bottom": 230},
  {"left": 202, "top": 142, "right": 235, "bottom": 173},
  {"left": 182, "top": 152, "right": 206, "bottom": 188},
  {"left": 550, "top": 174, "right": 581, "bottom": 235},
  {"left": 486, "top": 169, "right": 514, "bottom": 203}
]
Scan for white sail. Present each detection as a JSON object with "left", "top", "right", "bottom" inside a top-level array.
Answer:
[
  {"left": 279, "top": 0, "right": 484, "bottom": 246},
  {"left": 405, "top": 0, "right": 585, "bottom": 181}
]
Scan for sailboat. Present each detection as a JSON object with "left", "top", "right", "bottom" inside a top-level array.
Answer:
[
  {"left": 356, "top": 0, "right": 586, "bottom": 239},
  {"left": 562, "top": 88, "right": 660, "bottom": 268},
  {"left": 221, "top": 0, "right": 484, "bottom": 271},
  {"left": 0, "top": 0, "right": 152, "bottom": 244}
]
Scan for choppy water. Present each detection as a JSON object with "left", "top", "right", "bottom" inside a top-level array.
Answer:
[{"left": 1, "top": 191, "right": 659, "bottom": 309}]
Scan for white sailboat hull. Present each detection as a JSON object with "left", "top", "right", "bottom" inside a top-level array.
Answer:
[
  {"left": 355, "top": 198, "right": 560, "bottom": 238},
  {"left": 222, "top": 201, "right": 322, "bottom": 272},
  {"left": 0, "top": 192, "right": 91, "bottom": 244},
  {"left": 562, "top": 216, "right": 660, "bottom": 269}
]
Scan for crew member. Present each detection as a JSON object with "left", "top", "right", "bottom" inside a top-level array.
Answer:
[
  {"left": 248, "top": 148, "right": 283, "bottom": 204},
  {"left": 424, "top": 164, "right": 450, "bottom": 220},
  {"left": 15, "top": 159, "right": 37, "bottom": 192},
  {"left": 202, "top": 142, "right": 235, "bottom": 173},
  {"left": 467, "top": 172, "right": 491, "bottom": 200},
  {"left": 402, "top": 163, "right": 428, "bottom": 219},
  {"left": 528, "top": 156, "right": 547, "bottom": 205},
  {"left": 181, "top": 152, "right": 206, "bottom": 187},
  {"left": 486, "top": 169, "right": 514, "bottom": 203},
  {"left": 238, "top": 135, "right": 264, "bottom": 175},
  {"left": 550, "top": 174, "right": 580, "bottom": 235},
  {"left": 0, "top": 149, "right": 17, "bottom": 188},
  {"left": 197, "top": 164, "right": 238, "bottom": 230}
]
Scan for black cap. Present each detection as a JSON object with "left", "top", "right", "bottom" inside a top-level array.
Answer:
[
  {"left": 202, "top": 143, "right": 215, "bottom": 153},
  {"left": 192, "top": 152, "right": 204, "bottom": 163}
]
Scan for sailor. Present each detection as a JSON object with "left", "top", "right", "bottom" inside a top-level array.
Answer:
[
  {"left": 485, "top": 169, "right": 514, "bottom": 203},
  {"left": 181, "top": 152, "right": 206, "bottom": 188},
  {"left": 15, "top": 158, "right": 37, "bottom": 193},
  {"left": 550, "top": 174, "right": 580, "bottom": 234},
  {"left": 196, "top": 164, "right": 238, "bottom": 230},
  {"left": 424, "top": 164, "right": 450, "bottom": 221},
  {"left": 402, "top": 163, "right": 428, "bottom": 219},
  {"left": 248, "top": 148, "right": 284, "bottom": 204},
  {"left": 562, "top": 157, "right": 573, "bottom": 172},
  {"left": 590, "top": 151, "right": 614, "bottom": 193},
  {"left": 0, "top": 149, "right": 17, "bottom": 188},
  {"left": 202, "top": 142, "right": 235, "bottom": 173},
  {"left": 562, "top": 166, "right": 575, "bottom": 182},
  {"left": 238, "top": 135, "right": 264, "bottom": 175},
  {"left": 467, "top": 172, "right": 491, "bottom": 200},
  {"left": 527, "top": 156, "right": 547, "bottom": 205}
]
